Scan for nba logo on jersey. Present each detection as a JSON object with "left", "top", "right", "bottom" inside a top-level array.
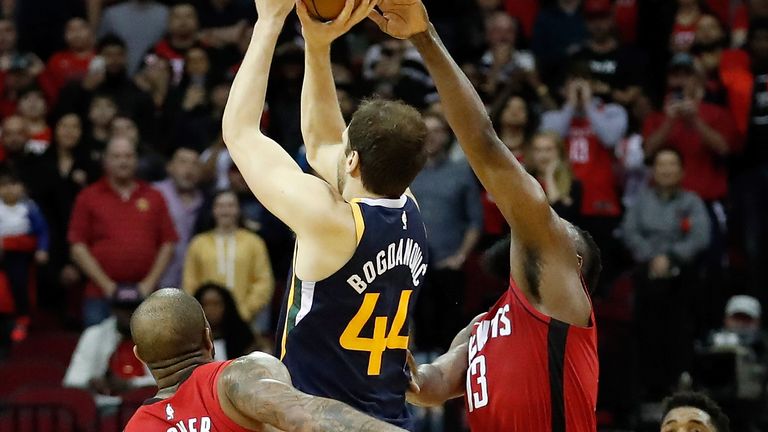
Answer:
[{"left": 166, "top": 404, "right": 175, "bottom": 420}]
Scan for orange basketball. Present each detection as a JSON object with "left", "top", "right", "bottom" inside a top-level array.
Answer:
[{"left": 302, "top": 0, "right": 360, "bottom": 21}]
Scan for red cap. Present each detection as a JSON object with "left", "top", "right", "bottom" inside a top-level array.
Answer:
[{"left": 583, "top": 0, "right": 613, "bottom": 18}]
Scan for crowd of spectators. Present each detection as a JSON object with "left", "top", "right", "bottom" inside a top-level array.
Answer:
[{"left": 0, "top": 0, "right": 767, "bottom": 430}]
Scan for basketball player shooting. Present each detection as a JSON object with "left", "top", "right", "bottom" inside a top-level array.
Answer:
[
  {"left": 124, "top": 289, "right": 407, "bottom": 431},
  {"left": 365, "top": 1, "right": 602, "bottom": 431},
  {"left": 222, "top": 0, "right": 431, "bottom": 429}
]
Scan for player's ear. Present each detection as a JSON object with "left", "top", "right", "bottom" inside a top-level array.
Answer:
[
  {"left": 133, "top": 345, "right": 146, "bottom": 364},
  {"left": 204, "top": 326, "right": 214, "bottom": 353},
  {"left": 346, "top": 150, "right": 361, "bottom": 176}
]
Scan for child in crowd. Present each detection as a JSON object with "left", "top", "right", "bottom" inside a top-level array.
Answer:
[{"left": 0, "top": 167, "right": 49, "bottom": 342}]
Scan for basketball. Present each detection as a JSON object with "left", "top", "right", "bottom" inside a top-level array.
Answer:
[{"left": 302, "top": 0, "right": 360, "bottom": 21}]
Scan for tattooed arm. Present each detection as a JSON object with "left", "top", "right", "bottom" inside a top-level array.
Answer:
[{"left": 218, "top": 352, "right": 405, "bottom": 432}]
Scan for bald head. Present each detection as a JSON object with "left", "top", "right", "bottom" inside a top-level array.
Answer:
[{"left": 131, "top": 289, "right": 209, "bottom": 365}]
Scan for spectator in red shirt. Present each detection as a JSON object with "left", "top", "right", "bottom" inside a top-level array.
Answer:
[
  {"left": 42, "top": 17, "right": 95, "bottom": 103},
  {"left": 540, "top": 63, "right": 628, "bottom": 293},
  {"left": 148, "top": 3, "right": 202, "bottom": 85},
  {"left": 68, "top": 137, "right": 177, "bottom": 326},
  {"left": 643, "top": 53, "right": 740, "bottom": 203}
]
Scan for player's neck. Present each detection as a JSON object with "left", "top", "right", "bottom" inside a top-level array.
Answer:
[
  {"left": 150, "top": 351, "right": 211, "bottom": 398},
  {"left": 343, "top": 181, "right": 389, "bottom": 202}
]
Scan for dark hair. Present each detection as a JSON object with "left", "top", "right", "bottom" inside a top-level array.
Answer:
[
  {"left": 662, "top": 392, "right": 730, "bottom": 432},
  {"left": 491, "top": 93, "right": 538, "bottom": 139},
  {"left": 347, "top": 99, "right": 428, "bottom": 198},
  {"left": 193, "top": 283, "right": 255, "bottom": 359},
  {"left": 97, "top": 33, "right": 126, "bottom": 52},
  {"left": 649, "top": 146, "right": 684, "bottom": 167},
  {"left": 482, "top": 225, "right": 601, "bottom": 293}
]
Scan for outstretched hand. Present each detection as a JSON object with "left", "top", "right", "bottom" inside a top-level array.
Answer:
[
  {"left": 297, "top": 0, "right": 380, "bottom": 48},
  {"left": 254, "top": 0, "right": 295, "bottom": 21},
  {"left": 368, "top": 0, "right": 429, "bottom": 39}
]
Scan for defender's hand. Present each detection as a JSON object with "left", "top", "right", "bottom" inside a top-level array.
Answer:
[
  {"left": 368, "top": 0, "right": 429, "bottom": 40},
  {"left": 297, "top": 0, "right": 379, "bottom": 48},
  {"left": 254, "top": 0, "right": 294, "bottom": 21}
]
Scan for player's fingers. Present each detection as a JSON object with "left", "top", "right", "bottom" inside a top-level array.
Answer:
[
  {"left": 336, "top": 0, "right": 357, "bottom": 25},
  {"left": 295, "top": 0, "right": 312, "bottom": 24},
  {"left": 348, "top": 0, "right": 378, "bottom": 26},
  {"left": 368, "top": 9, "right": 387, "bottom": 30}
]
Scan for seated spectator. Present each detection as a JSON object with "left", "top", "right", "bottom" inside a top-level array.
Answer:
[
  {"left": 28, "top": 113, "right": 97, "bottom": 308},
  {"left": 63, "top": 285, "right": 154, "bottom": 406},
  {"left": 147, "top": 3, "right": 202, "bottom": 85},
  {"left": 193, "top": 282, "right": 258, "bottom": 360},
  {"left": 621, "top": 148, "right": 711, "bottom": 401},
  {"left": 183, "top": 190, "right": 274, "bottom": 332},
  {"left": 411, "top": 111, "right": 483, "bottom": 352},
  {"left": 0, "top": 18, "right": 17, "bottom": 69},
  {"left": 17, "top": 87, "right": 50, "bottom": 155},
  {"left": 56, "top": 35, "right": 154, "bottom": 139},
  {"left": 68, "top": 137, "right": 177, "bottom": 326},
  {"left": 0, "top": 167, "right": 49, "bottom": 342},
  {"left": 705, "top": 0, "right": 749, "bottom": 48},
  {"left": 532, "top": 0, "right": 587, "bottom": 86},
  {"left": 98, "top": 0, "right": 169, "bottom": 75},
  {"left": 42, "top": 17, "right": 95, "bottom": 102},
  {"left": 660, "top": 392, "right": 730, "bottom": 432},
  {"left": 153, "top": 147, "right": 204, "bottom": 289},
  {"left": 0, "top": 53, "right": 44, "bottom": 118},
  {"left": 671, "top": 0, "right": 705, "bottom": 53},
  {"left": 571, "top": 0, "right": 645, "bottom": 107},
  {"left": 527, "top": 131, "right": 582, "bottom": 223}
]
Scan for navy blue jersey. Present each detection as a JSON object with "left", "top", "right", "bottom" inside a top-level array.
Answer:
[{"left": 276, "top": 196, "right": 428, "bottom": 429}]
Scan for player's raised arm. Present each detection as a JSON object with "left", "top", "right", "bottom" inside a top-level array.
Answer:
[
  {"left": 298, "top": 0, "right": 377, "bottom": 187},
  {"left": 370, "top": 1, "right": 591, "bottom": 326},
  {"left": 221, "top": 0, "right": 346, "bottom": 237},
  {"left": 368, "top": 3, "right": 557, "bottom": 247},
  {"left": 219, "top": 353, "right": 407, "bottom": 432}
]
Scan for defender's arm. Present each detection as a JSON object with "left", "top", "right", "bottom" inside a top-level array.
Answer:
[{"left": 219, "top": 353, "right": 407, "bottom": 432}]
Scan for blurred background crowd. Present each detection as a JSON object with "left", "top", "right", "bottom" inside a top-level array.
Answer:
[{"left": 0, "top": 0, "right": 767, "bottom": 431}]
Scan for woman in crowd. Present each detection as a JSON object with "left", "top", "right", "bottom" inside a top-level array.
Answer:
[
  {"left": 183, "top": 190, "right": 274, "bottom": 333},
  {"left": 193, "top": 282, "right": 258, "bottom": 360},
  {"left": 527, "top": 131, "right": 582, "bottom": 223},
  {"left": 30, "top": 113, "right": 96, "bottom": 309}
]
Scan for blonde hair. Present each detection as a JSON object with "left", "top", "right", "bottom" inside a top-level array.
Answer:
[{"left": 528, "top": 131, "right": 574, "bottom": 198}]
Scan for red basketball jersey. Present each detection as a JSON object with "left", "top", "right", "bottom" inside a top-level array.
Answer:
[
  {"left": 566, "top": 117, "right": 621, "bottom": 217},
  {"left": 465, "top": 277, "right": 598, "bottom": 432},
  {"left": 125, "top": 361, "right": 254, "bottom": 432}
]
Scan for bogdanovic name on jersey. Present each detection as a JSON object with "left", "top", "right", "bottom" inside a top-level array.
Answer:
[{"left": 346, "top": 238, "right": 427, "bottom": 294}]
